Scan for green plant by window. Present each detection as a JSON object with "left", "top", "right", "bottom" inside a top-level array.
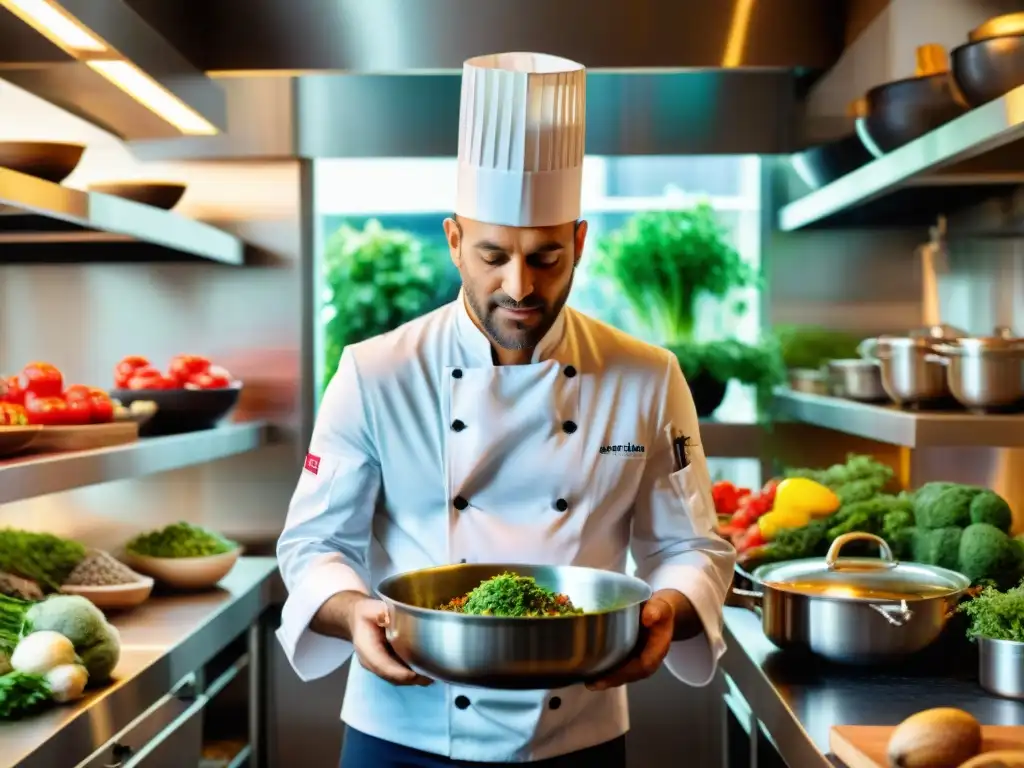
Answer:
[
  {"left": 667, "top": 338, "right": 786, "bottom": 416},
  {"left": 592, "top": 204, "right": 756, "bottom": 346},
  {"left": 322, "top": 219, "right": 460, "bottom": 384}
]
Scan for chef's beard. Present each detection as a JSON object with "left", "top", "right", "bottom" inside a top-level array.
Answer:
[{"left": 466, "top": 273, "right": 574, "bottom": 353}]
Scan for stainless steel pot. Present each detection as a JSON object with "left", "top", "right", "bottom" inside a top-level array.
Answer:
[
  {"left": 826, "top": 359, "right": 887, "bottom": 402},
  {"left": 376, "top": 563, "right": 652, "bottom": 689},
  {"left": 788, "top": 367, "right": 828, "bottom": 396},
  {"left": 978, "top": 636, "right": 1024, "bottom": 700},
  {"left": 858, "top": 336, "right": 952, "bottom": 406},
  {"left": 933, "top": 329, "right": 1024, "bottom": 412},
  {"left": 732, "top": 532, "right": 970, "bottom": 664}
]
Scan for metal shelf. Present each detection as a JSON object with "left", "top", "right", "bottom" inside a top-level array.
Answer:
[
  {"left": 779, "top": 84, "right": 1024, "bottom": 232},
  {"left": 0, "top": 168, "right": 245, "bottom": 264},
  {"left": 0, "top": 422, "right": 270, "bottom": 505},
  {"left": 773, "top": 389, "right": 1024, "bottom": 448}
]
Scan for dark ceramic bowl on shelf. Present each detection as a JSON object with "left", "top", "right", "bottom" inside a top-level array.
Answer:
[
  {"left": 0, "top": 141, "right": 85, "bottom": 184},
  {"left": 790, "top": 133, "right": 875, "bottom": 189},
  {"left": 952, "top": 34, "right": 1024, "bottom": 108},
  {"left": 87, "top": 181, "right": 187, "bottom": 210},
  {"left": 110, "top": 383, "right": 242, "bottom": 437}
]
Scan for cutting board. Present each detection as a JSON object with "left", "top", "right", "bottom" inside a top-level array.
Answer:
[
  {"left": 24, "top": 422, "right": 139, "bottom": 454},
  {"left": 831, "top": 725, "right": 1024, "bottom": 768}
]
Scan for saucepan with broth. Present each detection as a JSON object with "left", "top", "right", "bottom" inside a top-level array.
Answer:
[
  {"left": 732, "top": 531, "right": 971, "bottom": 664},
  {"left": 375, "top": 563, "right": 652, "bottom": 689}
]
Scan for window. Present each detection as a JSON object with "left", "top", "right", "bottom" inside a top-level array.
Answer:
[{"left": 314, "top": 155, "right": 762, "bottom": 422}]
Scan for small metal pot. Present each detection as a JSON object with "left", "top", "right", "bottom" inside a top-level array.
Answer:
[
  {"left": 826, "top": 359, "right": 886, "bottom": 402},
  {"left": 788, "top": 367, "right": 828, "bottom": 396},
  {"left": 978, "top": 636, "right": 1024, "bottom": 700},
  {"left": 732, "top": 532, "right": 970, "bottom": 665},
  {"left": 933, "top": 330, "right": 1024, "bottom": 412},
  {"left": 858, "top": 336, "right": 952, "bottom": 406}
]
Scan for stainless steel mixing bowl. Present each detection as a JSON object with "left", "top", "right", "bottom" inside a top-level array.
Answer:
[{"left": 376, "top": 563, "right": 653, "bottom": 690}]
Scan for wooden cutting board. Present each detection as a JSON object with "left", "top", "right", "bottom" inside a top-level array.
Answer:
[
  {"left": 25, "top": 422, "right": 139, "bottom": 453},
  {"left": 832, "top": 725, "right": 1024, "bottom": 768}
]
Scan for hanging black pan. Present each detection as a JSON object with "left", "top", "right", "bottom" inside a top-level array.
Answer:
[
  {"left": 861, "top": 43, "right": 969, "bottom": 153},
  {"left": 951, "top": 13, "right": 1024, "bottom": 108}
]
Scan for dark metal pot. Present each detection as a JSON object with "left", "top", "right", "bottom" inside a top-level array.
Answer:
[
  {"left": 952, "top": 34, "right": 1024, "bottom": 108},
  {"left": 731, "top": 532, "right": 970, "bottom": 665}
]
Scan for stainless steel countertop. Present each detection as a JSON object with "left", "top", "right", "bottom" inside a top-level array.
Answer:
[
  {"left": 722, "top": 607, "right": 1024, "bottom": 768},
  {"left": 2, "top": 556, "right": 280, "bottom": 768}
]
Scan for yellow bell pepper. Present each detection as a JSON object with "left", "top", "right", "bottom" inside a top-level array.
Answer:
[
  {"left": 757, "top": 508, "right": 812, "bottom": 541},
  {"left": 772, "top": 477, "right": 841, "bottom": 519}
]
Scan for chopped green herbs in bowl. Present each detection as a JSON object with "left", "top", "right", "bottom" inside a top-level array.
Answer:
[
  {"left": 125, "top": 522, "right": 237, "bottom": 559},
  {"left": 122, "top": 523, "right": 241, "bottom": 590}
]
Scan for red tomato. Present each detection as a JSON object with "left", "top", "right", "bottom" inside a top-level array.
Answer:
[
  {"left": 20, "top": 362, "right": 63, "bottom": 398},
  {"left": 188, "top": 365, "right": 232, "bottom": 390},
  {"left": 63, "top": 386, "right": 114, "bottom": 423},
  {"left": 64, "top": 384, "right": 92, "bottom": 402},
  {"left": 760, "top": 478, "right": 780, "bottom": 507},
  {"left": 1, "top": 376, "right": 23, "bottom": 405},
  {"left": 128, "top": 366, "right": 177, "bottom": 390},
  {"left": 114, "top": 356, "right": 150, "bottom": 388},
  {"left": 168, "top": 355, "right": 211, "bottom": 386},
  {"left": 24, "top": 394, "right": 70, "bottom": 426},
  {"left": 64, "top": 397, "right": 92, "bottom": 425},
  {"left": 88, "top": 393, "right": 114, "bottom": 424}
]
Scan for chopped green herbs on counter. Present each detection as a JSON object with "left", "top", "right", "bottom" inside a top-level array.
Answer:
[
  {"left": 0, "top": 529, "right": 86, "bottom": 592},
  {"left": 0, "top": 670, "right": 51, "bottom": 720},
  {"left": 439, "top": 572, "right": 583, "bottom": 617},
  {"left": 125, "top": 522, "right": 237, "bottom": 559},
  {"left": 960, "top": 582, "right": 1024, "bottom": 643}
]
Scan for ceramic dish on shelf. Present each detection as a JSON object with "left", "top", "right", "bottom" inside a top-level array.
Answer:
[
  {"left": 122, "top": 547, "right": 241, "bottom": 590},
  {"left": 0, "top": 425, "right": 43, "bottom": 458},
  {"left": 61, "top": 576, "right": 155, "bottom": 611},
  {"left": 87, "top": 181, "right": 187, "bottom": 210},
  {"left": 109, "top": 383, "right": 242, "bottom": 437},
  {"left": 0, "top": 141, "right": 85, "bottom": 183}
]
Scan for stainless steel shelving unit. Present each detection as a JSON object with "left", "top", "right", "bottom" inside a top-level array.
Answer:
[
  {"left": 0, "top": 421, "right": 271, "bottom": 505},
  {"left": 774, "top": 389, "right": 1024, "bottom": 448},
  {"left": 779, "top": 83, "right": 1024, "bottom": 231}
]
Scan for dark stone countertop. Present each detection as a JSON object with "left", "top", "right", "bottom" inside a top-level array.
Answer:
[{"left": 721, "top": 607, "right": 1024, "bottom": 767}]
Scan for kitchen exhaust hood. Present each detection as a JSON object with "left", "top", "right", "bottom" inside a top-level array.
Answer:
[{"left": 0, "top": 0, "right": 227, "bottom": 140}]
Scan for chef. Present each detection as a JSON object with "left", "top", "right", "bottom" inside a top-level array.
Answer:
[{"left": 276, "top": 52, "right": 736, "bottom": 767}]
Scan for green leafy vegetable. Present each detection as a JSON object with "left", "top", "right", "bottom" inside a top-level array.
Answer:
[
  {"left": 960, "top": 582, "right": 1024, "bottom": 643},
  {"left": 0, "top": 670, "right": 51, "bottom": 720},
  {"left": 669, "top": 338, "right": 787, "bottom": 417},
  {"left": 439, "top": 572, "right": 583, "bottom": 617},
  {"left": 784, "top": 454, "right": 894, "bottom": 492},
  {"left": 772, "top": 325, "right": 862, "bottom": 371},
  {"left": 0, "top": 595, "right": 31, "bottom": 657},
  {"left": 0, "top": 530, "right": 86, "bottom": 592},
  {"left": 125, "top": 522, "right": 236, "bottom": 559}
]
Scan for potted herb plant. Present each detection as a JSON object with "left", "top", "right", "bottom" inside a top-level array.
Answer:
[
  {"left": 593, "top": 204, "right": 782, "bottom": 416},
  {"left": 960, "top": 580, "right": 1024, "bottom": 699},
  {"left": 322, "top": 219, "right": 461, "bottom": 384}
]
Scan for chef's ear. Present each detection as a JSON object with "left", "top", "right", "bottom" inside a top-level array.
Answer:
[
  {"left": 573, "top": 219, "right": 588, "bottom": 268},
  {"left": 443, "top": 216, "right": 463, "bottom": 265}
]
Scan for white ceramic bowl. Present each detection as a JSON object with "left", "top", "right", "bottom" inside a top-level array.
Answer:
[
  {"left": 61, "top": 577, "right": 154, "bottom": 611},
  {"left": 122, "top": 548, "right": 241, "bottom": 589}
]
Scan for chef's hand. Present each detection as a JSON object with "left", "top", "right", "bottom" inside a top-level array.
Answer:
[
  {"left": 348, "top": 597, "right": 434, "bottom": 687},
  {"left": 585, "top": 590, "right": 686, "bottom": 691}
]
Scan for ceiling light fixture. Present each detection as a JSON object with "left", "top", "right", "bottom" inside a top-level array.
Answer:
[{"left": 0, "top": 0, "right": 105, "bottom": 53}]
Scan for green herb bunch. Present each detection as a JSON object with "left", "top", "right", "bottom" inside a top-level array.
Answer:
[
  {"left": 0, "top": 595, "right": 30, "bottom": 656},
  {"left": 322, "top": 219, "right": 460, "bottom": 384},
  {"left": 0, "top": 671, "right": 51, "bottom": 720},
  {"left": 593, "top": 204, "right": 756, "bottom": 346},
  {"left": 959, "top": 582, "right": 1024, "bottom": 643},
  {"left": 0, "top": 529, "right": 86, "bottom": 592},
  {"left": 126, "top": 522, "right": 237, "bottom": 559},
  {"left": 668, "top": 337, "right": 786, "bottom": 416},
  {"left": 460, "top": 573, "right": 582, "bottom": 617}
]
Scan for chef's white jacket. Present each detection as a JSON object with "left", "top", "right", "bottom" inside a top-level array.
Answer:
[{"left": 276, "top": 291, "right": 736, "bottom": 763}]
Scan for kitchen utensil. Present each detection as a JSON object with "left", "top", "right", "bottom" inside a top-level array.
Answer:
[
  {"left": 731, "top": 532, "right": 971, "bottom": 664},
  {"left": 375, "top": 562, "right": 652, "bottom": 689},
  {"left": 787, "top": 367, "right": 829, "bottom": 395},
  {"left": 979, "top": 636, "right": 1024, "bottom": 700},
  {"left": 87, "top": 181, "right": 187, "bottom": 210},
  {"left": 859, "top": 336, "right": 951, "bottom": 406},
  {"left": 0, "top": 141, "right": 85, "bottom": 184},
  {"left": 831, "top": 724, "right": 1024, "bottom": 768},
  {"left": 790, "top": 99, "right": 874, "bottom": 188},
  {"left": 970, "top": 12, "right": 1024, "bottom": 43},
  {"left": 933, "top": 329, "right": 1024, "bottom": 412},
  {"left": 110, "top": 383, "right": 242, "bottom": 436},
  {"left": 123, "top": 547, "right": 241, "bottom": 590},
  {"left": 952, "top": 33, "right": 1024, "bottom": 108},
  {"left": 826, "top": 359, "right": 887, "bottom": 401},
  {"left": 61, "top": 576, "right": 154, "bottom": 611},
  {"left": 861, "top": 44, "right": 968, "bottom": 153}
]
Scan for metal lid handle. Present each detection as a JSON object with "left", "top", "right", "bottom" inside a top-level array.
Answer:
[{"left": 825, "top": 532, "right": 898, "bottom": 571}]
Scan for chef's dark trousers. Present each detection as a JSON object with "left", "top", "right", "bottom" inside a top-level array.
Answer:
[{"left": 340, "top": 727, "right": 627, "bottom": 768}]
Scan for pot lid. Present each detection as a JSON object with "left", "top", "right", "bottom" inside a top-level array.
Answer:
[
  {"left": 935, "top": 328, "right": 1024, "bottom": 355},
  {"left": 750, "top": 533, "right": 970, "bottom": 602}
]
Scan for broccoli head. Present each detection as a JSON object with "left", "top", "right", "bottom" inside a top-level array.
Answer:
[
  {"left": 24, "top": 594, "right": 121, "bottom": 683},
  {"left": 890, "top": 525, "right": 916, "bottom": 561},
  {"left": 969, "top": 490, "right": 1013, "bottom": 532},
  {"left": 958, "top": 522, "right": 1022, "bottom": 587},
  {"left": 911, "top": 527, "right": 962, "bottom": 570},
  {"left": 913, "top": 482, "right": 983, "bottom": 529}
]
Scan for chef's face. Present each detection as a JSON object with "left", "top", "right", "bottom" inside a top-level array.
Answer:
[{"left": 444, "top": 215, "right": 588, "bottom": 356}]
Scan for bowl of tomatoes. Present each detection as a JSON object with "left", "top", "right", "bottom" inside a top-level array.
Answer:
[{"left": 110, "top": 354, "right": 242, "bottom": 436}]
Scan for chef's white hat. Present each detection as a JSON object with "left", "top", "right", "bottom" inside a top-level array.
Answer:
[{"left": 455, "top": 52, "right": 586, "bottom": 228}]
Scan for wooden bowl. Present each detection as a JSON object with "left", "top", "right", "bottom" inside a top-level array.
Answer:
[
  {"left": 61, "top": 577, "right": 154, "bottom": 611},
  {"left": 0, "top": 425, "right": 42, "bottom": 458},
  {"left": 87, "top": 181, "right": 187, "bottom": 210},
  {"left": 123, "top": 548, "right": 241, "bottom": 590},
  {"left": 0, "top": 142, "right": 85, "bottom": 183}
]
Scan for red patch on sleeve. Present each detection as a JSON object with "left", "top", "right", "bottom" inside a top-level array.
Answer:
[{"left": 304, "top": 453, "right": 321, "bottom": 475}]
